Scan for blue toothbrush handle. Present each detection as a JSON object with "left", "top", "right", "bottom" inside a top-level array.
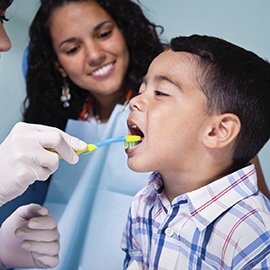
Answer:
[{"left": 95, "top": 136, "right": 126, "bottom": 148}]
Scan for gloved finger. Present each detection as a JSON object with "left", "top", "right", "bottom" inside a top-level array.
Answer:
[
  {"left": 60, "top": 131, "right": 87, "bottom": 151},
  {"left": 31, "top": 253, "right": 59, "bottom": 268},
  {"left": 35, "top": 130, "right": 87, "bottom": 164},
  {"left": 16, "top": 204, "right": 48, "bottom": 221},
  {"left": 21, "top": 240, "right": 60, "bottom": 256},
  {"left": 27, "top": 214, "right": 57, "bottom": 230},
  {"left": 15, "top": 227, "right": 59, "bottom": 242},
  {"left": 32, "top": 124, "right": 86, "bottom": 151},
  {"left": 37, "top": 131, "right": 79, "bottom": 164}
]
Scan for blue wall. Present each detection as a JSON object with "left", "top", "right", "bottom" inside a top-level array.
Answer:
[{"left": 0, "top": 0, "right": 269, "bottom": 186}]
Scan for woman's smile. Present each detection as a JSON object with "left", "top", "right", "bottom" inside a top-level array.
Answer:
[{"left": 89, "top": 61, "right": 115, "bottom": 78}]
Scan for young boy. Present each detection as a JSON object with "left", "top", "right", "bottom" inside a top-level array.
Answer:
[{"left": 122, "top": 35, "right": 270, "bottom": 269}]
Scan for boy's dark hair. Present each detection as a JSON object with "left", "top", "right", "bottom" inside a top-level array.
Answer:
[
  {"left": 0, "top": 0, "right": 13, "bottom": 12},
  {"left": 170, "top": 35, "right": 270, "bottom": 166}
]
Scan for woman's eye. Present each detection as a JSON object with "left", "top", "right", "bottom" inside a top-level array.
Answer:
[
  {"left": 99, "top": 30, "right": 112, "bottom": 39},
  {"left": 66, "top": 46, "right": 79, "bottom": 55}
]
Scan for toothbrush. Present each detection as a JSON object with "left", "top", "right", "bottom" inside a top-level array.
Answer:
[
  {"left": 77, "top": 135, "right": 141, "bottom": 155},
  {"left": 47, "top": 135, "right": 141, "bottom": 157}
]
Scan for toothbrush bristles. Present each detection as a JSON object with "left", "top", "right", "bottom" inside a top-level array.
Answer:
[{"left": 124, "top": 140, "right": 140, "bottom": 149}]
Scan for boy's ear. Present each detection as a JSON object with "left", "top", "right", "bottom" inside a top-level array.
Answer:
[
  {"left": 203, "top": 113, "right": 241, "bottom": 149},
  {"left": 55, "top": 61, "right": 67, "bottom": 77}
]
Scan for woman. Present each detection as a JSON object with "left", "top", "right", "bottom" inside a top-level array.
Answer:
[{"left": 24, "top": 0, "right": 164, "bottom": 129}]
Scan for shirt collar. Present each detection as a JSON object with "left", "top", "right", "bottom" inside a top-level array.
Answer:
[
  {"left": 150, "top": 164, "right": 258, "bottom": 231},
  {"left": 187, "top": 163, "right": 258, "bottom": 231}
]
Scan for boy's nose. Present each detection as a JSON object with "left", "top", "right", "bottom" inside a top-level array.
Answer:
[
  {"left": 0, "top": 24, "right": 11, "bottom": 52},
  {"left": 129, "top": 94, "right": 143, "bottom": 112}
]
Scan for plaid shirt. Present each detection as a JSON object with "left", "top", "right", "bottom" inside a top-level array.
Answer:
[{"left": 121, "top": 164, "right": 270, "bottom": 269}]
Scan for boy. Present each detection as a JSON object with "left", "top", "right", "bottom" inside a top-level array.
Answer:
[{"left": 122, "top": 35, "right": 270, "bottom": 269}]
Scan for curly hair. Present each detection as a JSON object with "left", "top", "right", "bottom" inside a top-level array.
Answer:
[
  {"left": 23, "top": 0, "right": 165, "bottom": 130},
  {"left": 0, "top": 0, "right": 13, "bottom": 12}
]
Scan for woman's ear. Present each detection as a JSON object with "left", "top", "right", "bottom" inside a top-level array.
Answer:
[
  {"left": 203, "top": 113, "right": 241, "bottom": 149},
  {"left": 55, "top": 61, "right": 67, "bottom": 77}
]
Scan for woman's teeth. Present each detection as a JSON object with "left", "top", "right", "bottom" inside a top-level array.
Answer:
[{"left": 91, "top": 63, "right": 113, "bottom": 76}]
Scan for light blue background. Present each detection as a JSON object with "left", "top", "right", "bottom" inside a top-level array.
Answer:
[{"left": 0, "top": 0, "right": 269, "bottom": 187}]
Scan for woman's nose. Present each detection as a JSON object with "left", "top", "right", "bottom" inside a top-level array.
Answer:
[
  {"left": 0, "top": 24, "right": 11, "bottom": 52},
  {"left": 86, "top": 41, "right": 105, "bottom": 66}
]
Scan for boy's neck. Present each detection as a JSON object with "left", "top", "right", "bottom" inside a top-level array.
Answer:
[{"left": 161, "top": 161, "right": 235, "bottom": 203}]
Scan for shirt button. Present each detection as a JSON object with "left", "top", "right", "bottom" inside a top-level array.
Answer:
[{"left": 165, "top": 227, "right": 174, "bottom": 237}]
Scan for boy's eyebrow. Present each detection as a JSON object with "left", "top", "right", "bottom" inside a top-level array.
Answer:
[{"left": 154, "top": 75, "right": 182, "bottom": 89}]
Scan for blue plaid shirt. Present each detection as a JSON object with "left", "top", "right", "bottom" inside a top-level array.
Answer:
[{"left": 121, "top": 164, "right": 270, "bottom": 269}]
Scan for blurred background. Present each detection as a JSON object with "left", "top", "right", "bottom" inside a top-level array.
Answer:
[{"left": 0, "top": 0, "right": 269, "bottom": 186}]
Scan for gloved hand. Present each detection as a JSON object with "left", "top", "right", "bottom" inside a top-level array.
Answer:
[
  {"left": 0, "top": 122, "right": 87, "bottom": 206},
  {"left": 0, "top": 204, "right": 59, "bottom": 269}
]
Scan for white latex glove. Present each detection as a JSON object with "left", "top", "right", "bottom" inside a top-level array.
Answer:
[
  {"left": 0, "top": 122, "right": 87, "bottom": 206},
  {"left": 0, "top": 204, "right": 59, "bottom": 269}
]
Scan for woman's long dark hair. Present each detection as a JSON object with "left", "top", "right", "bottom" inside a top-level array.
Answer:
[{"left": 23, "top": 0, "right": 165, "bottom": 130}]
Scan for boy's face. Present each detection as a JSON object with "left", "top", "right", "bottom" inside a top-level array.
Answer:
[{"left": 126, "top": 49, "right": 212, "bottom": 175}]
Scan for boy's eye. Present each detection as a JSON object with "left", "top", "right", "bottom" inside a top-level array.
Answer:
[{"left": 154, "top": 90, "right": 168, "bottom": 96}]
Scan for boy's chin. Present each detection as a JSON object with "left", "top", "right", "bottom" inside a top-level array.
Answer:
[{"left": 127, "top": 160, "right": 150, "bottom": 173}]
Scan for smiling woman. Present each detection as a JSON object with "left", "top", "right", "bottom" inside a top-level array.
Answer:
[
  {"left": 49, "top": 1, "right": 130, "bottom": 116},
  {"left": 23, "top": 0, "right": 164, "bottom": 130}
]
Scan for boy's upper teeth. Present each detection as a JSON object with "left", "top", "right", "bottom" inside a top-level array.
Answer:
[{"left": 131, "top": 124, "right": 138, "bottom": 129}]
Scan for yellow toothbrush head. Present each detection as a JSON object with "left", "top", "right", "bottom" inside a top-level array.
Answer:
[
  {"left": 125, "top": 135, "right": 141, "bottom": 142},
  {"left": 124, "top": 135, "right": 141, "bottom": 149}
]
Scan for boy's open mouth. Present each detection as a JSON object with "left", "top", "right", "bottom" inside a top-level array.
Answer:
[
  {"left": 126, "top": 122, "right": 144, "bottom": 150},
  {"left": 128, "top": 123, "right": 144, "bottom": 140}
]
